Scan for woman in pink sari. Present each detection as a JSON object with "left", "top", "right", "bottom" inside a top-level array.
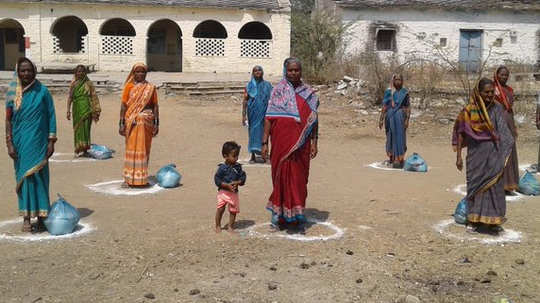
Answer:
[{"left": 262, "top": 58, "right": 319, "bottom": 230}]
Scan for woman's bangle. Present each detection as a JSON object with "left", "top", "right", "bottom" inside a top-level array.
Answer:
[
  {"left": 119, "top": 119, "right": 125, "bottom": 127},
  {"left": 154, "top": 118, "right": 159, "bottom": 126}
]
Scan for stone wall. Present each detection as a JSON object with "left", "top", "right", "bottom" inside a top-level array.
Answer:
[
  {"left": 341, "top": 7, "right": 540, "bottom": 67},
  {"left": 0, "top": 2, "right": 291, "bottom": 76}
]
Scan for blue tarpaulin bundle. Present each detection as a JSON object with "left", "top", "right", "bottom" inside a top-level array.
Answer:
[
  {"left": 453, "top": 198, "right": 468, "bottom": 225},
  {"left": 518, "top": 171, "right": 540, "bottom": 196},
  {"left": 157, "top": 164, "right": 182, "bottom": 188},
  {"left": 87, "top": 144, "right": 114, "bottom": 160},
  {"left": 44, "top": 194, "right": 81, "bottom": 236},
  {"left": 403, "top": 153, "right": 428, "bottom": 172}
]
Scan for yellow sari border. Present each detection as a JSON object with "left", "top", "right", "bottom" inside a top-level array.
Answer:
[
  {"left": 16, "top": 159, "right": 48, "bottom": 193},
  {"left": 479, "top": 155, "right": 510, "bottom": 194},
  {"left": 468, "top": 214, "right": 506, "bottom": 225},
  {"left": 19, "top": 209, "right": 49, "bottom": 218}
]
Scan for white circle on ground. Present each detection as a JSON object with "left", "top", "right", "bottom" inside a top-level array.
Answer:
[
  {"left": 0, "top": 219, "right": 94, "bottom": 242},
  {"left": 50, "top": 152, "right": 97, "bottom": 163},
  {"left": 246, "top": 219, "right": 345, "bottom": 242},
  {"left": 434, "top": 219, "right": 522, "bottom": 245},
  {"left": 86, "top": 179, "right": 165, "bottom": 196},
  {"left": 453, "top": 184, "right": 524, "bottom": 202},
  {"left": 367, "top": 162, "right": 402, "bottom": 171},
  {"left": 238, "top": 158, "right": 270, "bottom": 167}
]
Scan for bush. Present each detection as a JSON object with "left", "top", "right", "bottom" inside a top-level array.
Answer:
[{"left": 291, "top": 1, "right": 350, "bottom": 83}]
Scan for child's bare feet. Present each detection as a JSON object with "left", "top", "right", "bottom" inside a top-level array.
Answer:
[{"left": 215, "top": 226, "right": 222, "bottom": 233}]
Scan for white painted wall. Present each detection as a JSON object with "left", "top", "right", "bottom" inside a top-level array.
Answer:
[
  {"left": 0, "top": 2, "right": 291, "bottom": 76},
  {"left": 341, "top": 7, "right": 540, "bottom": 66}
]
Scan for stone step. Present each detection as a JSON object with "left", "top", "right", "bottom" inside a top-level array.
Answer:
[{"left": 187, "top": 89, "right": 244, "bottom": 96}]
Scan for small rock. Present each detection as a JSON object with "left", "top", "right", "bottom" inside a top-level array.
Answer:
[
  {"left": 386, "top": 252, "right": 396, "bottom": 257},
  {"left": 486, "top": 270, "right": 497, "bottom": 276},
  {"left": 438, "top": 118, "right": 450, "bottom": 125},
  {"left": 346, "top": 250, "right": 354, "bottom": 255},
  {"left": 480, "top": 277, "right": 491, "bottom": 283},
  {"left": 189, "top": 289, "right": 200, "bottom": 295},
  {"left": 173, "top": 288, "right": 179, "bottom": 292},
  {"left": 269, "top": 266, "right": 277, "bottom": 271},
  {"left": 268, "top": 282, "right": 278, "bottom": 290},
  {"left": 396, "top": 294, "right": 421, "bottom": 303},
  {"left": 360, "top": 110, "right": 369, "bottom": 115},
  {"left": 310, "top": 261, "right": 317, "bottom": 266},
  {"left": 515, "top": 259, "right": 525, "bottom": 265},
  {"left": 456, "top": 280, "right": 465, "bottom": 286},
  {"left": 235, "top": 272, "right": 246, "bottom": 278},
  {"left": 461, "top": 257, "right": 472, "bottom": 263},
  {"left": 356, "top": 278, "right": 363, "bottom": 284},
  {"left": 343, "top": 76, "right": 355, "bottom": 82},
  {"left": 299, "top": 262, "right": 310, "bottom": 269},
  {"left": 144, "top": 293, "right": 155, "bottom": 300},
  {"left": 337, "top": 82, "right": 348, "bottom": 90}
]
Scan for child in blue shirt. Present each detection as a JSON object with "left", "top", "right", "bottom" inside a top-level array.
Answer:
[{"left": 214, "top": 141, "right": 246, "bottom": 233}]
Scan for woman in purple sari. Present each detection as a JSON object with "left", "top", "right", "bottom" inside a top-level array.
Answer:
[{"left": 453, "top": 78, "right": 514, "bottom": 234}]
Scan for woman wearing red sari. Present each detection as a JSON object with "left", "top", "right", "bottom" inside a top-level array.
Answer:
[
  {"left": 262, "top": 58, "right": 319, "bottom": 230},
  {"left": 494, "top": 66, "right": 519, "bottom": 193}
]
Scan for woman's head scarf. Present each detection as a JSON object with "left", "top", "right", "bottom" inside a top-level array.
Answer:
[
  {"left": 246, "top": 65, "right": 263, "bottom": 99},
  {"left": 125, "top": 63, "right": 148, "bottom": 85},
  {"left": 6, "top": 57, "right": 37, "bottom": 111},
  {"left": 266, "top": 58, "right": 318, "bottom": 122}
]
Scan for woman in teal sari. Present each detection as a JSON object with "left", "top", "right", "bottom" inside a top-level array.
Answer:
[
  {"left": 67, "top": 65, "right": 101, "bottom": 156},
  {"left": 378, "top": 74, "right": 410, "bottom": 168},
  {"left": 5, "top": 57, "right": 57, "bottom": 232},
  {"left": 242, "top": 66, "right": 273, "bottom": 163}
]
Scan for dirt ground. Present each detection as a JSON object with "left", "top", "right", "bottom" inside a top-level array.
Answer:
[{"left": 1, "top": 90, "right": 539, "bottom": 303}]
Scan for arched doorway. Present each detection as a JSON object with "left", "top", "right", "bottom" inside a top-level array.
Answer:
[
  {"left": 147, "top": 19, "right": 182, "bottom": 72},
  {"left": 0, "top": 19, "right": 25, "bottom": 70},
  {"left": 51, "top": 16, "right": 88, "bottom": 53}
]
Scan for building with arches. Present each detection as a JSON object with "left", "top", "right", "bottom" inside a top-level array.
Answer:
[{"left": 0, "top": 0, "right": 291, "bottom": 75}]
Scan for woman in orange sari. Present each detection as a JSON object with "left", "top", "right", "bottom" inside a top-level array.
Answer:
[{"left": 119, "top": 63, "right": 159, "bottom": 187}]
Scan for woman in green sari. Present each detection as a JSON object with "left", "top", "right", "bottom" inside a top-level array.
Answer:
[
  {"left": 5, "top": 57, "right": 57, "bottom": 232},
  {"left": 67, "top": 65, "right": 101, "bottom": 156}
]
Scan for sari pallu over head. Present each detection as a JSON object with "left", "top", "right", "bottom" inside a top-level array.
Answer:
[
  {"left": 383, "top": 74, "right": 408, "bottom": 111},
  {"left": 266, "top": 61, "right": 319, "bottom": 155},
  {"left": 123, "top": 63, "right": 156, "bottom": 136},
  {"left": 493, "top": 69, "right": 514, "bottom": 112},
  {"left": 452, "top": 85, "right": 497, "bottom": 149}
]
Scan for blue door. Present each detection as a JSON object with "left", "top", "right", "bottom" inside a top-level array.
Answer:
[
  {"left": 0, "top": 30, "right": 5, "bottom": 70},
  {"left": 459, "top": 30, "right": 482, "bottom": 73}
]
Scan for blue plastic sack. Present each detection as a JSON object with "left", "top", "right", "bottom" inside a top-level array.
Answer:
[
  {"left": 44, "top": 194, "right": 81, "bottom": 236},
  {"left": 157, "top": 164, "right": 181, "bottom": 188},
  {"left": 453, "top": 198, "right": 468, "bottom": 225},
  {"left": 403, "top": 153, "right": 428, "bottom": 172},
  {"left": 518, "top": 171, "right": 540, "bottom": 196},
  {"left": 87, "top": 144, "right": 114, "bottom": 160}
]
